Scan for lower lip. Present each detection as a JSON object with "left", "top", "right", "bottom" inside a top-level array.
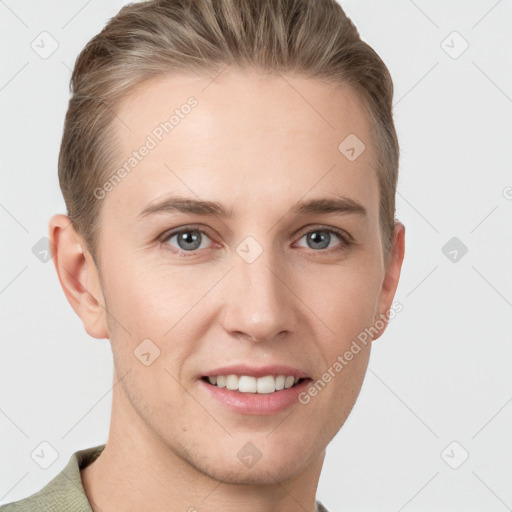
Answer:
[{"left": 199, "top": 378, "right": 311, "bottom": 415}]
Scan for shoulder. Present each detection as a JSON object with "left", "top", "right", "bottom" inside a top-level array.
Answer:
[{"left": 0, "top": 445, "right": 105, "bottom": 512}]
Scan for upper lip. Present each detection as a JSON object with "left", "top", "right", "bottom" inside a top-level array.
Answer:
[{"left": 201, "top": 364, "right": 310, "bottom": 380}]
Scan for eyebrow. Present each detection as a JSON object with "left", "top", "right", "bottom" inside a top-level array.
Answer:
[{"left": 138, "top": 195, "right": 367, "bottom": 219}]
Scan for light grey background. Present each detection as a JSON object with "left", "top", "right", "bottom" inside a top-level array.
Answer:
[{"left": 1, "top": 1, "right": 511, "bottom": 510}]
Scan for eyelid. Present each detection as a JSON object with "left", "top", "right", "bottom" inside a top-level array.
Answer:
[
  {"left": 159, "top": 223, "right": 212, "bottom": 243},
  {"left": 294, "top": 224, "right": 353, "bottom": 243}
]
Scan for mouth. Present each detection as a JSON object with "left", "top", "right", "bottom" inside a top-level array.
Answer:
[
  {"left": 198, "top": 365, "right": 312, "bottom": 415},
  {"left": 201, "top": 374, "right": 308, "bottom": 394}
]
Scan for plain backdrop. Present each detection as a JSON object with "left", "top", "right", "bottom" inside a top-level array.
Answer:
[{"left": 1, "top": 1, "right": 511, "bottom": 510}]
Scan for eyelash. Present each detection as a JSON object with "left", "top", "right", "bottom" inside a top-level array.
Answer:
[{"left": 159, "top": 224, "right": 353, "bottom": 258}]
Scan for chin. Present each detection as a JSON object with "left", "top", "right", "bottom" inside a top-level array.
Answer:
[
  {"left": 176, "top": 439, "right": 315, "bottom": 485},
  {"left": 197, "top": 458, "right": 304, "bottom": 485}
]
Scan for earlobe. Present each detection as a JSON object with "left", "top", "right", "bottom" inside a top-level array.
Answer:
[
  {"left": 373, "top": 222, "right": 406, "bottom": 341},
  {"left": 48, "top": 214, "right": 109, "bottom": 340}
]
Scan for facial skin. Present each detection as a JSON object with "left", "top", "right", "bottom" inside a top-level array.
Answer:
[{"left": 50, "top": 68, "right": 405, "bottom": 512}]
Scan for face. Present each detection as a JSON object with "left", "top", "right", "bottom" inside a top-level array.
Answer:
[{"left": 81, "top": 69, "right": 403, "bottom": 483}]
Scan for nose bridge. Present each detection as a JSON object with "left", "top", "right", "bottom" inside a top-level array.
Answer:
[{"left": 223, "top": 240, "right": 293, "bottom": 342}]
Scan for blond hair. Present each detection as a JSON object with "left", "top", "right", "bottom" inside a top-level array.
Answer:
[{"left": 59, "top": 0, "right": 399, "bottom": 264}]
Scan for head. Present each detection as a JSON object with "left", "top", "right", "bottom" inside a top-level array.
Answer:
[{"left": 51, "top": 0, "right": 405, "bottom": 485}]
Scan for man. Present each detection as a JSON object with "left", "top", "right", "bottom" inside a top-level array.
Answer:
[{"left": 1, "top": 0, "right": 405, "bottom": 510}]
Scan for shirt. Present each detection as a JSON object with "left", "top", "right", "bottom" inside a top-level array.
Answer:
[{"left": 0, "top": 444, "right": 331, "bottom": 512}]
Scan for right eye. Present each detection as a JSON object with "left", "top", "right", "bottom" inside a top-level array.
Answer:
[{"left": 162, "top": 226, "right": 215, "bottom": 256}]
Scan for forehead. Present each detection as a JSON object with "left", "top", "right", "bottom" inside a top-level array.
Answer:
[{"left": 103, "top": 69, "right": 379, "bottom": 224}]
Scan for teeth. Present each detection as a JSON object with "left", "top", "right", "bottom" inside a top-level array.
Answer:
[
  {"left": 257, "top": 375, "right": 275, "bottom": 394},
  {"left": 206, "top": 374, "right": 302, "bottom": 393},
  {"left": 239, "top": 375, "right": 257, "bottom": 393},
  {"left": 285, "top": 376, "right": 295, "bottom": 389},
  {"left": 225, "top": 374, "right": 239, "bottom": 390}
]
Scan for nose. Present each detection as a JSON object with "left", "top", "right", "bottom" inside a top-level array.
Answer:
[{"left": 220, "top": 245, "right": 297, "bottom": 343}]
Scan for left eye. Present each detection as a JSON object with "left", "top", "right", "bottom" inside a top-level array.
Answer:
[{"left": 295, "top": 229, "right": 345, "bottom": 251}]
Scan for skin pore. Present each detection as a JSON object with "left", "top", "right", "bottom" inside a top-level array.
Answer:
[{"left": 49, "top": 68, "right": 405, "bottom": 512}]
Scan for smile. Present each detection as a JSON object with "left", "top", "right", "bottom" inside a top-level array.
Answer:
[{"left": 203, "top": 374, "right": 304, "bottom": 394}]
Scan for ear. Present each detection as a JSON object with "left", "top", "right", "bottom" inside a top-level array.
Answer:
[
  {"left": 372, "top": 221, "right": 406, "bottom": 341},
  {"left": 48, "top": 214, "right": 109, "bottom": 339}
]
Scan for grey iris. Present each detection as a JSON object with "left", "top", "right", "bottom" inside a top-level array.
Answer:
[
  {"left": 178, "top": 230, "right": 202, "bottom": 250},
  {"left": 308, "top": 231, "right": 330, "bottom": 250}
]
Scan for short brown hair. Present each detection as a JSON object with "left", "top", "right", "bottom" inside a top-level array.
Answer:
[{"left": 59, "top": 0, "right": 399, "bottom": 264}]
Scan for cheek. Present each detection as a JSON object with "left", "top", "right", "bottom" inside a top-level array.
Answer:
[
  {"left": 297, "top": 259, "right": 382, "bottom": 341},
  {"left": 99, "top": 256, "right": 219, "bottom": 381},
  {"left": 306, "top": 263, "right": 378, "bottom": 417},
  {"left": 100, "top": 253, "right": 204, "bottom": 335}
]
